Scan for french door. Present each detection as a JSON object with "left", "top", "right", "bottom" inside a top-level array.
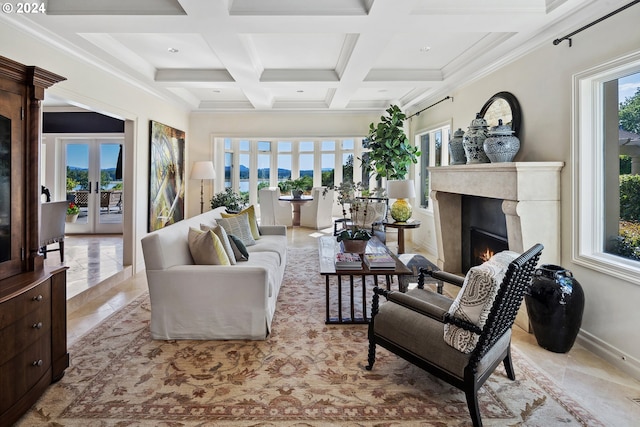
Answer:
[{"left": 63, "top": 138, "right": 123, "bottom": 234}]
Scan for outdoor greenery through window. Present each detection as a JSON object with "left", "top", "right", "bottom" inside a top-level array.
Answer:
[
  {"left": 220, "top": 137, "right": 361, "bottom": 204},
  {"left": 607, "top": 71, "right": 640, "bottom": 261},
  {"left": 574, "top": 51, "right": 640, "bottom": 280}
]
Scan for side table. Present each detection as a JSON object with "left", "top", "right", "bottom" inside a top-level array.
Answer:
[{"left": 383, "top": 220, "right": 421, "bottom": 254}]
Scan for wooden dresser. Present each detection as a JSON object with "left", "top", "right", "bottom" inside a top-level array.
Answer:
[
  {"left": 0, "top": 267, "right": 68, "bottom": 426},
  {"left": 0, "top": 56, "right": 67, "bottom": 426}
]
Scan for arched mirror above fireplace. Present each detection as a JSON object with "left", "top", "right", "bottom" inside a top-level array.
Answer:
[{"left": 479, "top": 91, "right": 522, "bottom": 137}]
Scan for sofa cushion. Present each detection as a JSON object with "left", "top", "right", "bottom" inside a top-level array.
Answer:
[
  {"left": 221, "top": 205, "right": 261, "bottom": 240},
  {"left": 247, "top": 234, "right": 288, "bottom": 265},
  {"left": 228, "top": 234, "right": 249, "bottom": 261},
  {"left": 217, "top": 213, "right": 256, "bottom": 247},
  {"left": 444, "top": 250, "right": 519, "bottom": 353},
  {"left": 187, "top": 227, "right": 231, "bottom": 265},
  {"left": 200, "top": 223, "right": 237, "bottom": 265}
]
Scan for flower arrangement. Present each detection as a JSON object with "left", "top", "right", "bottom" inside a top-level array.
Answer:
[
  {"left": 67, "top": 202, "right": 80, "bottom": 215},
  {"left": 324, "top": 181, "right": 374, "bottom": 242}
]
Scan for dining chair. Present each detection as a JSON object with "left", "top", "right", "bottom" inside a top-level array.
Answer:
[
  {"left": 258, "top": 187, "right": 293, "bottom": 226},
  {"left": 299, "top": 187, "right": 334, "bottom": 229},
  {"left": 40, "top": 201, "right": 68, "bottom": 263}
]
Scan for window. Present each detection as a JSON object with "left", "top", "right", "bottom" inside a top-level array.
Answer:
[
  {"left": 574, "top": 50, "right": 640, "bottom": 283},
  {"left": 277, "top": 141, "right": 292, "bottom": 183},
  {"left": 216, "top": 137, "right": 363, "bottom": 204},
  {"left": 257, "top": 141, "right": 271, "bottom": 190},
  {"left": 417, "top": 124, "right": 451, "bottom": 209}
]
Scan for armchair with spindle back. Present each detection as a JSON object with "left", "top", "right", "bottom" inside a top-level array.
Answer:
[{"left": 366, "top": 243, "right": 543, "bottom": 427}]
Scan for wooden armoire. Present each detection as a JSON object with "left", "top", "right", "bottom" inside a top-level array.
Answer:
[{"left": 0, "top": 56, "right": 68, "bottom": 427}]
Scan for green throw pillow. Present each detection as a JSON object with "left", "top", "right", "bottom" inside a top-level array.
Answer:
[
  {"left": 200, "top": 223, "right": 237, "bottom": 265},
  {"left": 187, "top": 227, "right": 231, "bottom": 265},
  {"left": 228, "top": 234, "right": 249, "bottom": 261}
]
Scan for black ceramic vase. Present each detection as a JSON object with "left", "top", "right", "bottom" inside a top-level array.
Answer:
[{"left": 525, "top": 264, "right": 585, "bottom": 353}]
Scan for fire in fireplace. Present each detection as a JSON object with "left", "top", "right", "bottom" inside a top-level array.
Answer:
[{"left": 470, "top": 227, "right": 509, "bottom": 268}]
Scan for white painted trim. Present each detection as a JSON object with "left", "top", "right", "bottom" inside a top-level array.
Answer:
[
  {"left": 572, "top": 49, "right": 640, "bottom": 284},
  {"left": 576, "top": 330, "right": 640, "bottom": 381}
]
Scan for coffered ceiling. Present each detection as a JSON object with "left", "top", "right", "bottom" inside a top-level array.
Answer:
[{"left": 2, "top": 0, "right": 628, "bottom": 113}]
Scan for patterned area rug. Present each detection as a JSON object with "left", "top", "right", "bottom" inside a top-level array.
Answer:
[{"left": 18, "top": 248, "right": 603, "bottom": 426}]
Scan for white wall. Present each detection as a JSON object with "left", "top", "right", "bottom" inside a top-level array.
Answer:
[
  {"left": 1, "top": 21, "right": 190, "bottom": 272},
  {"left": 410, "top": 9, "right": 640, "bottom": 377}
]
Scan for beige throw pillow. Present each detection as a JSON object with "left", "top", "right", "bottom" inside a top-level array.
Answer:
[
  {"left": 187, "top": 227, "right": 231, "bottom": 265},
  {"left": 216, "top": 213, "right": 256, "bottom": 247},
  {"left": 221, "top": 205, "right": 260, "bottom": 240},
  {"left": 443, "top": 250, "right": 519, "bottom": 353},
  {"left": 200, "top": 223, "right": 237, "bottom": 265}
]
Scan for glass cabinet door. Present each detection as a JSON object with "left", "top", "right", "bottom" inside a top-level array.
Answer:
[{"left": 0, "top": 89, "right": 25, "bottom": 280}]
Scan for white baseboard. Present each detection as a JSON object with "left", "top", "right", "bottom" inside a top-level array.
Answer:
[{"left": 576, "top": 329, "right": 640, "bottom": 380}]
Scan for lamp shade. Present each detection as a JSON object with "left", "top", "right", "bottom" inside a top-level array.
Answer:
[
  {"left": 386, "top": 179, "right": 416, "bottom": 199},
  {"left": 190, "top": 161, "right": 216, "bottom": 180}
]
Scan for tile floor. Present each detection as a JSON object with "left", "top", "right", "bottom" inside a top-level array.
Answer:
[{"left": 61, "top": 227, "right": 640, "bottom": 426}]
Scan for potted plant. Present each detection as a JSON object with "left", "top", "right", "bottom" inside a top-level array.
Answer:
[
  {"left": 210, "top": 188, "right": 248, "bottom": 213},
  {"left": 324, "top": 181, "right": 373, "bottom": 253},
  {"left": 66, "top": 202, "right": 80, "bottom": 223},
  {"left": 366, "top": 104, "right": 420, "bottom": 180},
  {"left": 280, "top": 176, "right": 313, "bottom": 198}
]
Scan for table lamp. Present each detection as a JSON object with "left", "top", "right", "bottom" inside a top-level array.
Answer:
[
  {"left": 190, "top": 161, "right": 216, "bottom": 214},
  {"left": 387, "top": 179, "right": 416, "bottom": 222}
]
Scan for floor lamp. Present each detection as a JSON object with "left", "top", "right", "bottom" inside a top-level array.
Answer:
[{"left": 190, "top": 161, "right": 216, "bottom": 214}]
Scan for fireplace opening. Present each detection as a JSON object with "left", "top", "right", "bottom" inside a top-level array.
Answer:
[
  {"left": 461, "top": 195, "right": 507, "bottom": 273},
  {"left": 470, "top": 227, "right": 509, "bottom": 268}
]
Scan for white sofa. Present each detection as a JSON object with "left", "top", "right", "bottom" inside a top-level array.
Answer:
[{"left": 141, "top": 207, "right": 287, "bottom": 340}]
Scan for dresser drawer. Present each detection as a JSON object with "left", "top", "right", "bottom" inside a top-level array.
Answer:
[
  {"left": 0, "top": 302, "right": 51, "bottom": 365},
  {"left": 0, "top": 334, "right": 52, "bottom": 414},
  {"left": 0, "top": 280, "right": 51, "bottom": 330}
]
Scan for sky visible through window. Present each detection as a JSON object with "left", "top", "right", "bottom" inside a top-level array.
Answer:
[
  {"left": 619, "top": 72, "right": 640, "bottom": 103},
  {"left": 67, "top": 143, "right": 120, "bottom": 169}
]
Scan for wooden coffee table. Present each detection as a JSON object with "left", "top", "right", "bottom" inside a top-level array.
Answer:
[{"left": 318, "top": 236, "right": 411, "bottom": 324}]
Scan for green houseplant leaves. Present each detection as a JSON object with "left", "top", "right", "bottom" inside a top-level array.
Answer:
[{"left": 366, "top": 104, "right": 420, "bottom": 180}]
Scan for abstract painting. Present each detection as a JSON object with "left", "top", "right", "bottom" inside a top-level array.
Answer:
[{"left": 148, "top": 120, "right": 185, "bottom": 232}]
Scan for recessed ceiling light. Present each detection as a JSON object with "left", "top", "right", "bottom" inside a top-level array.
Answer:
[
  {"left": 420, "top": 46, "right": 431, "bottom": 53},
  {"left": 168, "top": 47, "right": 179, "bottom": 53},
  {"left": 212, "top": 89, "right": 221, "bottom": 93},
  {"left": 296, "top": 90, "right": 304, "bottom": 93},
  {"left": 378, "top": 89, "right": 388, "bottom": 93}
]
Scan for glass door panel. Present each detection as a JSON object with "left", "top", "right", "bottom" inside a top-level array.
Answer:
[
  {"left": 98, "top": 143, "right": 123, "bottom": 227},
  {"left": 64, "top": 139, "right": 123, "bottom": 234}
]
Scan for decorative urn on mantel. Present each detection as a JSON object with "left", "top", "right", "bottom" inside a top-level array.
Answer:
[
  {"left": 462, "top": 113, "right": 490, "bottom": 164},
  {"left": 448, "top": 128, "right": 466, "bottom": 165},
  {"left": 483, "top": 119, "right": 521, "bottom": 163}
]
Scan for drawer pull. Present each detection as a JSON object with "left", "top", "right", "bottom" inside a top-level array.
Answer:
[
  {"left": 32, "top": 295, "right": 43, "bottom": 302},
  {"left": 32, "top": 322, "right": 43, "bottom": 329},
  {"left": 32, "top": 359, "right": 43, "bottom": 367}
]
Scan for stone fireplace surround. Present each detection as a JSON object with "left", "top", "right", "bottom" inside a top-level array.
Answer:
[{"left": 428, "top": 162, "right": 564, "bottom": 329}]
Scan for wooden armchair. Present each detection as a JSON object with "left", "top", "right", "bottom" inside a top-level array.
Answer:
[{"left": 366, "top": 243, "right": 543, "bottom": 427}]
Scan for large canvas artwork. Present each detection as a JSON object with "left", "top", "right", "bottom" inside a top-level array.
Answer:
[{"left": 148, "top": 120, "right": 185, "bottom": 232}]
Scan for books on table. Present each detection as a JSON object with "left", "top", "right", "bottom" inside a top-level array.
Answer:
[
  {"left": 363, "top": 253, "right": 396, "bottom": 269},
  {"left": 335, "top": 252, "right": 363, "bottom": 270}
]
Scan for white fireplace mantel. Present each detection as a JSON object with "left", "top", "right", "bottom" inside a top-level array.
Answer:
[
  {"left": 428, "top": 162, "right": 564, "bottom": 270},
  {"left": 428, "top": 162, "right": 564, "bottom": 330}
]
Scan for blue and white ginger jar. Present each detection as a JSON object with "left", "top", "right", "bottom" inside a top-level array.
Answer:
[
  {"left": 483, "top": 119, "right": 520, "bottom": 163},
  {"left": 462, "top": 114, "right": 490, "bottom": 164}
]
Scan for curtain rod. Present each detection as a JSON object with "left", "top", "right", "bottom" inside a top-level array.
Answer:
[
  {"left": 406, "top": 96, "right": 452, "bottom": 119},
  {"left": 553, "top": 0, "right": 639, "bottom": 47}
]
